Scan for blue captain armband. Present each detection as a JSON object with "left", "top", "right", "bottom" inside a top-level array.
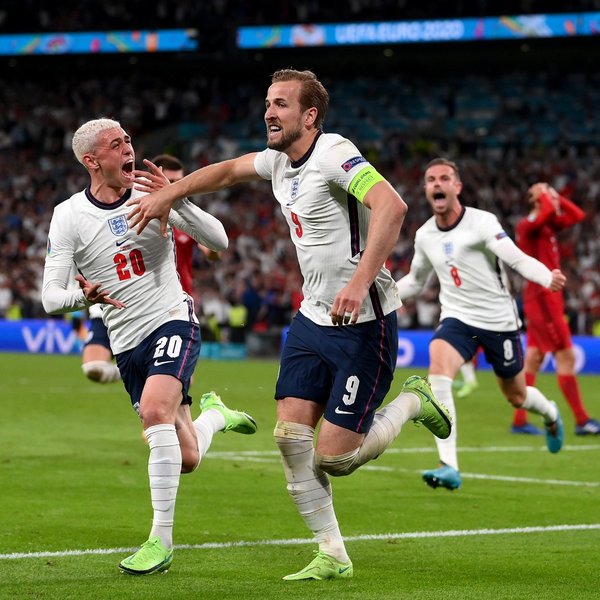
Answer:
[{"left": 348, "top": 166, "right": 385, "bottom": 202}]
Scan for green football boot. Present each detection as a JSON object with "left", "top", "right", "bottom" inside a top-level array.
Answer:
[
  {"left": 455, "top": 380, "right": 479, "bottom": 399},
  {"left": 200, "top": 391, "right": 257, "bottom": 434},
  {"left": 283, "top": 550, "right": 353, "bottom": 581},
  {"left": 404, "top": 375, "right": 452, "bottom": 439},
  {"left": 119, "top": 537, "right": 173, "bottom": 575}
]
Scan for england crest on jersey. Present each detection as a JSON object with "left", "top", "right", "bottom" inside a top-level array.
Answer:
[
  {"left": 108, "top": 215, "right": 128, "bottom": 236},
  {"left": 287, "top": 178, "right": 300, "bottom": 206}
]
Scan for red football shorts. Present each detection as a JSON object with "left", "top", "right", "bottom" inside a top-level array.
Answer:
[{"left": 524, "top": 292, "right": 572, "bottom": 352}]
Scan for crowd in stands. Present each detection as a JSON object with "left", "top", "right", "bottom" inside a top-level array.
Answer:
[
  {"left": 3, "top": 1, "right": 597, "bottom": 33},
  {"left": 2, "top": 61, "right": 600, "bottom": 337}
]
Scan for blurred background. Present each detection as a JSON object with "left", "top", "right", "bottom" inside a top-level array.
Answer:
[{"left": 1, "top": 1, "right": 599, "bottom": 359}]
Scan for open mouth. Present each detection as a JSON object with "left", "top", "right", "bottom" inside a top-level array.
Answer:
[
  {"left": 433, "top": 191, "right": 445, "bottom": 200},
  {"left": 122, "top": 160, "right": 134, "bottom": 176}
]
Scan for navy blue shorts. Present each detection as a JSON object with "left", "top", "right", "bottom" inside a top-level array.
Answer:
[
  {"left": 276, "top": 311, "right": 398, "bottom": 434},
  {"left": 116, "top": 320, "right": 200, "bottom": 410},
  {"left": 433, "top": 317, "right": 523, "bottom": 378},
  {"left": 84, "top": 318, "right": 112, "bottom": 352}
]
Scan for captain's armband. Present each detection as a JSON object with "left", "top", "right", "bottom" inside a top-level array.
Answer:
[{"left": 348, "top": 166, "right": 385, "bottom": 203}]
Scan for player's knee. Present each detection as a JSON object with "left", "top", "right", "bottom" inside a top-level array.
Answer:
[
  {"left": 507, "top": 389, "right": 527, "bottom": 408},
  {"left": 273, "top": 420, "right": 315, "bottom": 446},
  {"left": 181, "top": 451, "right": 200, "bottom": 474},
  {"left": 315, "top": 448, "right": 361, "bottom": 477},
  {"left": 274, "top": 421, "right": 328, "bottom": 499}
]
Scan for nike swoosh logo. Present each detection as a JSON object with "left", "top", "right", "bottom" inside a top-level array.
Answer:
[
  {"left": 116, "top": 238, "right": 130, "bottom": 246},
  {"left": 334, "top": 407, "right": 353, "bottom": 415},
  {"left": 503, "top": 361, "right": 515, "bottom": 366},
  {"left": 154, "top": 359, "right": 175, "bottom": 366},
  {"left": 339, "top": 566, "right": 351, "bottom": 574}
]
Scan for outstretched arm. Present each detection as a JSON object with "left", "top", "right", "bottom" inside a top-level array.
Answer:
[
  {"left": 128, "top": 153, "right": 262, "bottom": 236},
  {"left": 168, "top": 199, "right": 228, "bottom": 251},
  {"left": 493, "top": 236, "right": 566, "bottom": 291},
  {"left": 131, "top": 157, "right": 228, "bottom": 249}
]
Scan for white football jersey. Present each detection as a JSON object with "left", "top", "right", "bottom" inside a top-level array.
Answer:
[
  {"left": 397, "top": 207, "right": 526, "bottom": 331},
  {"left": 254, "top": 132, "right": 400, "bottom": 325},
  {"left": 43, "top": 187, "right": 226, "bottom": 354}
]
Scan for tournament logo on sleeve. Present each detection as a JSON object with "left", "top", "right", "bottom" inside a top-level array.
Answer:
[
  {"left": 341, "top": 156, "right": 366, "bottom": 172},
  {"left": 495, "top": 232, "right": 508, "bottom": 240},
  {"left": 108, "top": 215, "right": 129, "bottom": 236}
]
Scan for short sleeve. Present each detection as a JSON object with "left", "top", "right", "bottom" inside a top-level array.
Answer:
[
  {"left": 254, "top": 149, "right": 274, "bottom": 181},
  {"left": 317, "top": 138, "right": 371, "bottom": 192}
]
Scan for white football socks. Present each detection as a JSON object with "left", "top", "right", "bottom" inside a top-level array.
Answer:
[
  {"left": 521, "top": 386, "right": 559, "bottom": 423},
  {"left": 273, "top": 421, "right": 349, "bottom": 563},
  {"left": 193, "top": 409, "right": 226, "bottom": 458},
  {"left": 428, "top": 374, "right": 458, "bottom": 470},
  {"left": 460, "top": 361, "right": 477, "bottom": 385},
  {"left": 355, "top": 388, "right": 420, "bottom": 464},
  {"left": 145, "top": 424, "right": 182, "bottom": 550}
]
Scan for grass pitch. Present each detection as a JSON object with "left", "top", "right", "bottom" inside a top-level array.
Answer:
[{"left": 1, "top": 353, "right": 599, "bottom": 599}]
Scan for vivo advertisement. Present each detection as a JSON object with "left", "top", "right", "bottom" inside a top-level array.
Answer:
[
  {"left": 238, "top": 12, "right": 600, "bottom": 49},
  {"left": 6, "top": 320, "right": 594, "bottom": 372},
  {"left": 0, "top": 319, "right": 600, "bottom": 373}
]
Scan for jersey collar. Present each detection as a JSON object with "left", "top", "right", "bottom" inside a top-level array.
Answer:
[
  {"left": 85, "top": 186, "right": 132, "bottom": 210},
  {"left": 436, "top": 205, "right": 466, "bottom": 232},
  {"left": 290, "top": 130, "right": 323, "bottom": 169}
]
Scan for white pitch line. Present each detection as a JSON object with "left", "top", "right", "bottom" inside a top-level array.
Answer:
[
  {"left": 2, "top": 524, "right": 599, "bottom": 561},
  {"left": 361, "top": 465, "right": 600, "bottom": 487},
  {"left": 208, "top": 449, "right": 600, "bottom": 487},
  {"left": 208, "top": 444, "right": 600, "bottom": 458}
]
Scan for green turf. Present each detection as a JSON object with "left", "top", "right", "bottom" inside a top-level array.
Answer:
[{"left": 1, "top": 353, "right": 599, "bottom": 599}]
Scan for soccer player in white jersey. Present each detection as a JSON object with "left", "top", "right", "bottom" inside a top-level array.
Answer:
[
  {"left": 41, "top": 118, "right": 257, "bottom": 575},
  {"left": 79, "top": 153, "right": 212, "bottom": 387},
  {"left": 127, "top": 69, "right": 453, "bottom": 581},
  {"left": 396, "top": 157, "right": 566, "bottom": 491}
]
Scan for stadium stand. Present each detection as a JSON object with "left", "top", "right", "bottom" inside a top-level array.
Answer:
[{"left": 1, "top": 2, "right": 599, "bottom": 338}]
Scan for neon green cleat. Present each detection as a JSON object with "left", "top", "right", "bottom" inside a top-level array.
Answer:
[
  {"left": 200, "top": 391, "right": 257, "bottom": 434},
  {"left": 119, "top": 537, "right": 173, "bottom": 575},
  {"left": 404, "top": 375, "right": 452, "bottom": 439},
  {"left": 283, "top": 550, "right": 353, "bottom": 581},
  {"left": 455, "top": 380, "right": 479, "bottom": 399}
]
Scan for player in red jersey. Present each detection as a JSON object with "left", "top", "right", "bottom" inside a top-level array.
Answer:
[
  {"left": 152, "top": 155, "right": 196, "bottom": 296},
  {"left": 512, "top": 182, "right": 600, "bottom": 436}
]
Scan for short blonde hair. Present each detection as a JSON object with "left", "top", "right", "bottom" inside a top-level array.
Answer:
[{"left": 72, "top": 118, "right": 121, "bottom": 164}]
